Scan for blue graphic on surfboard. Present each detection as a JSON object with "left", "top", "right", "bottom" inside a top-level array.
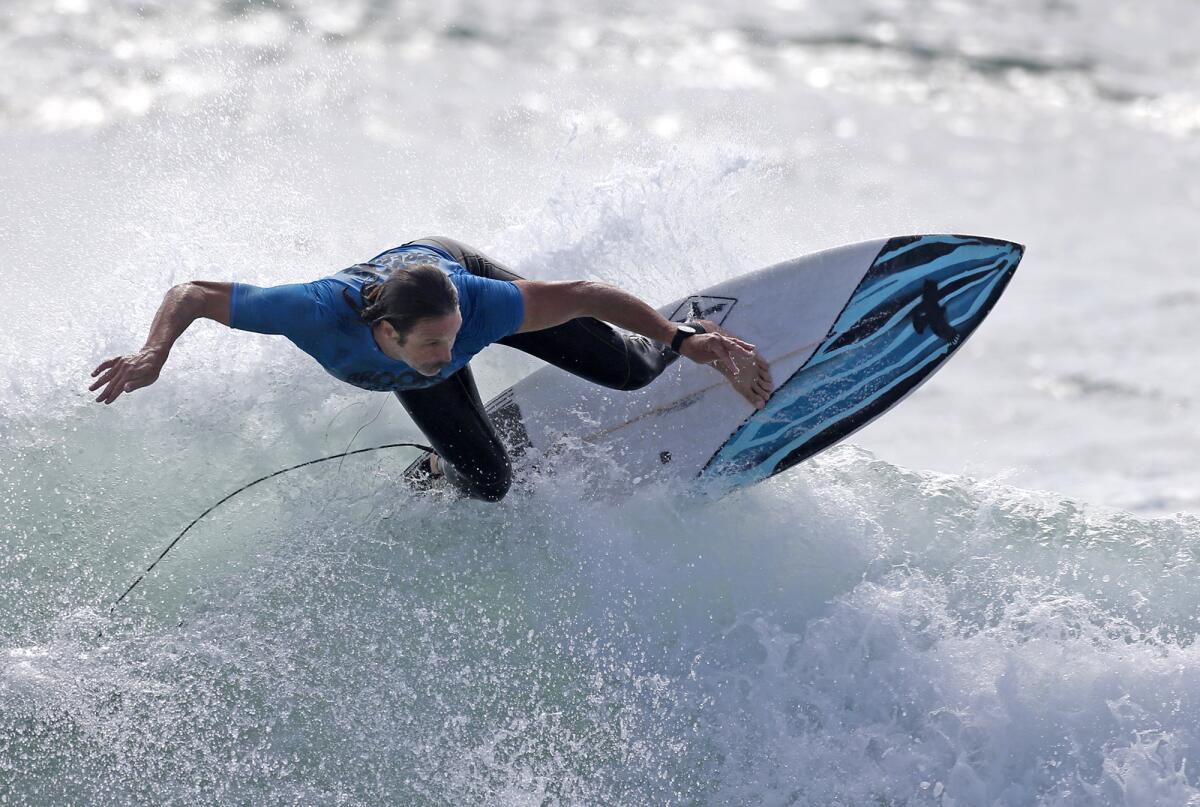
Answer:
[
  {"left": 405, "top": 234, "right": 1023, "bottom": 496},
  {"left": 701, "top": 234, "right": 1022, "bottom": 489}
]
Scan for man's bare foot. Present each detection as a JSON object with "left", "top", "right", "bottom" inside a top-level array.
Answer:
[{"left": 690, "top": 319, "right": 774, "bottom": 410}]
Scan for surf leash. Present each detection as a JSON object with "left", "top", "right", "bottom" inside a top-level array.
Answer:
[{"left": 99, "top": 441, "right": 431, "bottom": 634}]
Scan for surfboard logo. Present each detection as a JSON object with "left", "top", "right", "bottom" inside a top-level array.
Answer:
[
  {"left": 669, "top": 295, "right": 737, "bottom": 326},
  {"left": 911, "top": 278, "right": 961, "bottom": 346}
]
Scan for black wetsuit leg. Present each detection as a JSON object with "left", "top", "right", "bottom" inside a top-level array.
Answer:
[
  {"left": 393, "top": 363, "right": 512, "bottom": 502},
  {"left": 394, "top": 236, "right": 681, "bottom": 501}
]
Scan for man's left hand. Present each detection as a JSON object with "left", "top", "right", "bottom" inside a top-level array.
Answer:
[{"left": 678, "top": 321, "right": 774, "bottom": 410}]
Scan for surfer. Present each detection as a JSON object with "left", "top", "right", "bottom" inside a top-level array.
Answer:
[{"left": 89, "top": 236, "right": 773, "bottom": 501}]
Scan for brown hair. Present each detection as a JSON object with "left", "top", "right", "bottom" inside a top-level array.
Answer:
[{"left": 342, "top": 263, "right": 459, "bottom": 343}]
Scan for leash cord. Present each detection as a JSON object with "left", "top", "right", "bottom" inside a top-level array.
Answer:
[{"left": 102, "top": 442, "right": 431, "bottom": 623}]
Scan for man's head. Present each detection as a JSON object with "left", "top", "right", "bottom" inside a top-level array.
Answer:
[{"left": 352, "top": 263, "right": 461, "bottom": 376}]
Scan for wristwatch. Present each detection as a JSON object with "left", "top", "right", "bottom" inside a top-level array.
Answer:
[{"left": 669, "top": 321, "right": 707, "bottom": 353}]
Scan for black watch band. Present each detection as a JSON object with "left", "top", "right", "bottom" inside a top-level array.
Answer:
[{"left": 669, "top": 321, "right": 707, "bottom": 353}]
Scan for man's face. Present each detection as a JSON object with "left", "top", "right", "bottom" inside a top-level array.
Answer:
[{"left": 383, "top": 312, "right": 462, "bottom": 376}]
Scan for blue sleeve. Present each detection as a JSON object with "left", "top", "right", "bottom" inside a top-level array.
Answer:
[
  {"left": 228, "top": 281, "right": 323, "bottom": 337},
  {"left": 454, "top": 273, "right": 526, "bottom": 345}
]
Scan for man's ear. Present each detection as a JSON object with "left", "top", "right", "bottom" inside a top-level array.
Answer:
[{"left": 376, "top": 319, "right": 401, "bottom": 344}]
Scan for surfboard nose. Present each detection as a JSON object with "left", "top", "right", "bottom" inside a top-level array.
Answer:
[
  {"left": 903, "top": 234, "right": 1022, "bottom": 346},
  {"left": 820, "top": 234, "right": 1022, "bottom": 357},
  {"left": 701, "top": 234, "right": 1024, "bottom": 488}
]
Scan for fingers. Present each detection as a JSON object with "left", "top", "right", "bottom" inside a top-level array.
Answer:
[
  {"left": 92, "top": 357, "right": 118, "bottom": 377},
  {"left": 97, "top": 372, "right": 130, "bottom": 404},
  {"left": 686, "top": 327, "right": 776, "bottom": 410},
  {"left": 88, "top": 367, "right": 116, "bottom": 392},
  {"left": 91, "top": 357, "right": 123, "bottom": 403},
  {"left": 90, "top": 355, "right": 126, "bottom": 403},
  {"left": 751, "top": 370, "right": 773, "bottom": 408},
  {"left": 740, "top": 383, "right": 767, "bottom": 410},
  {"left": 708, "top": 337, "right": 770, "bottom": 379},
  {"left": 736, "top": 360, "right": 775, "bottom": 411},
  {"left": 756, "top": 359, "right": 774, "bottom": 388},
  {"left": 749, "top": 351, "right": 773, "bottom": 389},
  {"left": 751, "top": 383, "right": 772, "bottom": 408},
  {"left": 89, "top": 357, "right": 135, "bottom": 404}
]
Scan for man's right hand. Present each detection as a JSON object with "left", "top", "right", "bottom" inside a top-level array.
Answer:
[
  {"left": 89, "top": 347, "right": 166, "bottom": 405},
  {"left": 88, "top": 280, "right": 230, "bottom": 405}
]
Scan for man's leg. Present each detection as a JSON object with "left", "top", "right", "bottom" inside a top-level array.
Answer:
[
  {"left": 406, "top": 236, "right": 681, "bottom": 390},
  {"left": 394, "top": 365, "right": 512, "bottom": 502}
]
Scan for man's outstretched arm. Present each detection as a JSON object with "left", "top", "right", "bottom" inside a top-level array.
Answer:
[
  {"left": 89, "top": 281, "right": 231, "bottom": 405},
  {"left": 513, "top": 279, "right": 774, "bottom": 410}
]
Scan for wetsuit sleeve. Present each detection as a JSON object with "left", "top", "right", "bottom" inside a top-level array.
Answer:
[
  {"left": 228, "top": 282, "right": 323, "bottom": 336},
  {"left": 454, "top": 273, "right": 526, "bottom": 345}
]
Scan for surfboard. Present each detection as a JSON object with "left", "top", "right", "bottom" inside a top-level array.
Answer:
[{"left": 405, "top": 234, "right": 1023, "bottom": 496}]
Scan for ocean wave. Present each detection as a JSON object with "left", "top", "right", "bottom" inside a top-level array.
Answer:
[{"left": 4, "top": 446, "right": 1199, "bottom": 804}]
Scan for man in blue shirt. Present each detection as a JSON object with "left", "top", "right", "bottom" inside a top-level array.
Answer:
[{"left": 89, "top": 236, "right": 773, "bottom": 501}]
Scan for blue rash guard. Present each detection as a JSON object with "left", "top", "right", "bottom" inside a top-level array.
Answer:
[{"left": 227, "top": 244, "right": 526, "bottom": 391}]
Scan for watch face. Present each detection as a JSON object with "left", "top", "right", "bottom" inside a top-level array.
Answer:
[{"left": 679, "top": 325, "right": 699, "bottom": 335}]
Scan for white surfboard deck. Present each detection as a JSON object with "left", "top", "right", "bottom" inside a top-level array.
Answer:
[{"left": 408, "top": 234, "right": 1023, "bottom": 496}]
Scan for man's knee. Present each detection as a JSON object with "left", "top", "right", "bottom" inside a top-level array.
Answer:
[
  {"left": 448, "top": 455, "right": 513, "bottom": 502},
  {"left": 472, "top": 468, "right": 512, "bottom": 502}
]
